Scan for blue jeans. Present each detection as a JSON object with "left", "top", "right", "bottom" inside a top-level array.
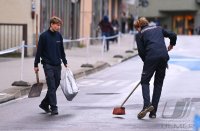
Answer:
[{"left": 102, "top": 32, "right": 110, "bottom": 51}]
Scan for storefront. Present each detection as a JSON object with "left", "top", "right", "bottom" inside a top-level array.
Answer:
[
  {"left": 137, "top": 0, "right": 200, "bottom": 35},
  {"left": 173, "top": 15, "right": 194, "bottom": 35}
]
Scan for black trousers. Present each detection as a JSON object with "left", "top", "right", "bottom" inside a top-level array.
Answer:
[
  {"left": 121, "top": 22, "right": 126, "bottom": 33},
  {"left": 141, "top": 58, "right": 168, "bottom": 113},
  {"left": 41, "top": 64, "right": 61, "bottom": 111}
]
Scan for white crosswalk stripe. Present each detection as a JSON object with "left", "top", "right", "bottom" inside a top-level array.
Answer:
[
  {"left": 77, "top": 79, "right": 132, "bottom": 87},
  {"left": 100, "top": 80, "right": 119, "bottom": 86},
  {"left": 115, "top": 80, "right": 132, "bottom": 86}
]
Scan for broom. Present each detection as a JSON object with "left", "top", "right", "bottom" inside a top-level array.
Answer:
[{"left": 112, "top": 81, "right": 141, "bottom": 115}]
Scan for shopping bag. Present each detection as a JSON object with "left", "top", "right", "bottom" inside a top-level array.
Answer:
[{"left": 60, "top": 68, "right": 79, "bottom": 101}]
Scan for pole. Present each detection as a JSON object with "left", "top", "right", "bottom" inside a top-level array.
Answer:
[
  {"left": 36, "top": 14, "right": 39, "bottom": 48},
  {"left": 102, "top": 36, "right": 106, "bottom": 60},
  {"left": 20, "top": 41, "right": 25, "bottom": 81},
  {"left": 118, "top": 32, "right": 121, "bottom": 49},
  {"left": 86, "top": 37, "right": 90, "bottom": 64},
  {"left": 12, "top": 40, "right": 30, "bottom": 86},
  {"left": 136, "top": 0, "right": 139, "bottom": 20},
  {"left": 82, "top": 0, "right": 85, "bottom": 40}
]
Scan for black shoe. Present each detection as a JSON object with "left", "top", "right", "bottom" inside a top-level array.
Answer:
[
  {"left": 149, "top": 112, "right": 156, "bottom": 118},
  {"left": 39, "top": 104, "right": 51, "bottom": 113},
  {"left": 137, "top": 105, "right": 154, "bottom": 119},
  {"left": 51, "top": 110, "right": 58, "bottom": 115}
]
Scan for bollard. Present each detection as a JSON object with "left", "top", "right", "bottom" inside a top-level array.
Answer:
[
  {"left": 117, "top": 32, "right": 121, "bottom": 48},
  {"left": 81, "top": 38, "right": 94, "bottom": 68},
  {"left": 20, "top": 41, "right": 25, "bottom": 81},
  {"left": 125, "top": 33, "right": 134, "bottom": 54},
  {"left": 101, "top": 36, "right": 106, "bottom": 60},
  {"left": 113, "top": 32, "right": 123, "bottom": 59},
  {"left": 12, "top": 41, "right": 30, "bottom": 86}
]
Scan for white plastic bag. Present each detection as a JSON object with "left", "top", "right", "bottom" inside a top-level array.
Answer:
[{"left": 60, "top": 68, "right": 79, "bottom": 101}]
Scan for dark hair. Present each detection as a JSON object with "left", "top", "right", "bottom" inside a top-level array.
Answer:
[{"left": 103, "top": 16, "right": 109, "bottom": 23}]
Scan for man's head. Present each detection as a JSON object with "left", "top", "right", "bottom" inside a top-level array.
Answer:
[
  {"left": 138, "top": 17, "right": 149, "bottom": 27},
  {"left": 49, "top": 16, "right": 62, "bottom": 32},
  {"left": 103, "top": 15, "right": 109, "bottom": 23},
  {"left": 134, "top": 17, "right": 149, "bottom": 31}
]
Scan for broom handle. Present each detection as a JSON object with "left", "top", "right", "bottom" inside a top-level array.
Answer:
[
  {"left": 36, "top": 72, "right": 39, "bottom": 84},
  {"left": 120, "top": 81, "right": 141, "bottom": 107}
]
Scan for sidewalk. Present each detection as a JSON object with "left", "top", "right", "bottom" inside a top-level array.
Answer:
[{"left": 0, "top": 34, "right": 138, "bottom": 104}]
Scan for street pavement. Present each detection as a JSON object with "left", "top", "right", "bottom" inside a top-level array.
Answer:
[
  {"left": 0, "top": 33, "right": 137, "bottom": 104},
  {"left": 0, "top": 34, "right": 200, "bottom": 131},
  {"left": 0, "top": 35, "right": 200, "bottom": 130}
]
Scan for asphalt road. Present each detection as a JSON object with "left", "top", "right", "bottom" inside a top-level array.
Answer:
[{"left": 0, "top": 38, "right": 200, "bottom": 131}]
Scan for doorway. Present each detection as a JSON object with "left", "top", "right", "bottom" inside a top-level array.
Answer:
[{"left": 173, "top": 15, "right": 194, "bottom": 35}]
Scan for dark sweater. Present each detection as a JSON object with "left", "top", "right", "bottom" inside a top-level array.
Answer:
[{"left": 34, "top": 29, "right": 67, "bottom": 67}]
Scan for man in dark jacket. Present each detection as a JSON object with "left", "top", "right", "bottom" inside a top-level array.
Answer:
[
  {"left": 134, "top": 17, "right": 177, "bottom": 119},
  {"left": 34, "top": 16, "right": 67, "bottom": 115}
]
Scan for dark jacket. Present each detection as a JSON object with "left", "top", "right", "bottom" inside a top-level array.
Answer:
[
  {"left": 136, "top": 25, "right": 177, "bottom": 62},
  {"left": 98, "top": 16, "right": 113, "bottom": 33},
  {"left": 34, "top": 29, "right": 67, "bottom": 67}
]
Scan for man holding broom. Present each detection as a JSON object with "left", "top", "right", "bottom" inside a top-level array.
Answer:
[
  {"left": 34, "top": 16, "right": 67, "bottom": 115},
  {"left": 134, "top": 17, "right": 177, "bottom": 119}
]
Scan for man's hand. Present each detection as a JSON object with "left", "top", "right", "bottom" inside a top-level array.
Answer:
[
  {"left": 64, "top": 64, "right": 68, "bottom": 68},
  {"left": 34, "top": 67, "right": 39, "bottom": 73},
  {"left": 168, "top": 44, "right": 174, "bottom": 51}
]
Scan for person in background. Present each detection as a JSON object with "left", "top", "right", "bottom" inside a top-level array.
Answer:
[
  {"left": 120, "top": 12, "right": 126, "bottom": 33},
  {"left": 111, "top": 16, "right": 119, "bottom": 42},
  {"left": 98, "top": 15, "right": 114, "bottom": 51},
  {"left": 134, "top": 17, "right": 177, "bottom": 119},
  {"left": 127, "top": 14, "right": 134, "bottom": 33},
  {"left": 34, "top": 16, "right": 67, "bottom": 115},
  {"left": 154, "top": 17, "right": 160, "bottom": 26},
  {"left": 195, "top": 26, "right": 200, "bottom": 35}
]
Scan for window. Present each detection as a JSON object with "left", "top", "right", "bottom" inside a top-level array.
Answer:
[{"left": 40, "top": 0, "right": 80, "bottom": 39}]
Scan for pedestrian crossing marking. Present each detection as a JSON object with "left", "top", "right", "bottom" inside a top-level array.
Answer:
[
  {"left": 101, "top": 80, "right": 119, "bottom": 86},
  {"left": 77, "top": 79, "right": 132, "bottom": 87}
]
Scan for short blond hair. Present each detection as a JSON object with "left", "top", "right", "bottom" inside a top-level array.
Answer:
[
  {"left": 138, "top": 17, "right": 149, "bottom": 27},
  {"left": 50, "top": 16, "right": 62, "bottom": 26}
]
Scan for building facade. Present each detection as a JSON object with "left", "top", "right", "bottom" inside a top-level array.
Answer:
[
  {"left": 0, "top": 0, "right": 40, "bottom": 56},
  {"left": 136, "top": 0, "right": 200, "bottom": 35},
  {"left": 0, "top": 0, "right": 122, "bottom": 56}
]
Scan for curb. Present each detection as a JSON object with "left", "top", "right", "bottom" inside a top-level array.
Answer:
[
  {"left": 73, "top": 61, "right": 110, "bottom": 79},
  {"left": 0, "top": 52, "right": 138, "bottom": 104}
]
